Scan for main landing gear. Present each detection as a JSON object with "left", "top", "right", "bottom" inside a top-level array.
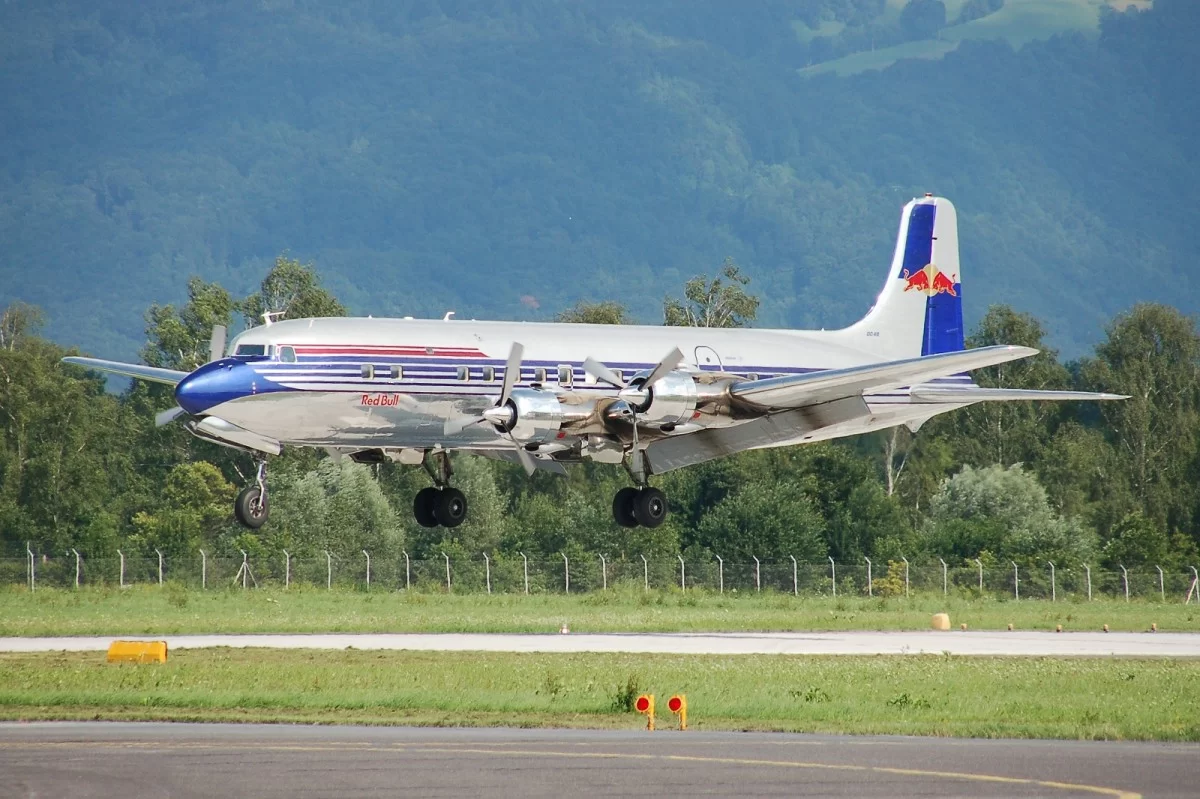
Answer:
[
  {"left": 612, "top": 486, "right": 667, "bottom": 528},
  {"left": 413, "top": 451, "right": 468, "bottom": 529},
  {"left": 235, "top": 459, "right": 270, "bottom": 529}
]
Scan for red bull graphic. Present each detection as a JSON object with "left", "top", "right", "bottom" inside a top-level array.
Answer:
[
  {"left": 361, "top": 393, "right": 402, "bottom": 407},
  {"left": 901, "top": 263, "right": 957, "bottom": 297}
]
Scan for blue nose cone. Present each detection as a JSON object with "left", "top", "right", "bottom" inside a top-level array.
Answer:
[{"left": 175, "top": 359, "right": 256, "bottom": 415}]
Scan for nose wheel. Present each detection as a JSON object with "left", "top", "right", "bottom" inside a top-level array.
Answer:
[
  {"left": 612, "top": 486, "right": 667, "bottom": 528},
  {"left": 234, "top": 460, "right": 270, "bottom": 529}
]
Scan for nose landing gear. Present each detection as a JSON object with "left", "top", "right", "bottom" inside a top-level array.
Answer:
[
  {"left": 413, "top": 451, "right": 468, "bottom": 529},
  {"left": 234, "top": 460, "right": 270, "bottom": 529}
]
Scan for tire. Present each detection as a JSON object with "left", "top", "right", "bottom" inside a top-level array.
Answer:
[
  {"left": 633, "top": 487, "right": 667, "bottom": 528},
  {"left": 234, "top": 485, "right": 269, "bottom": 529},
  {"left": 612, "top": 487, "right": 640, "bottom": 528},
  {"left": 413, "top": 487, "right": 440, "bottom": 528},
  {"left": 434, "top": 487, "right": 468, "bottom": 528}
]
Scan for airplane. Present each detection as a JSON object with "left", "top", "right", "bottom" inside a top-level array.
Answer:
[{"left": 64, "top": 195, "right": 1125, "bottom": 531}]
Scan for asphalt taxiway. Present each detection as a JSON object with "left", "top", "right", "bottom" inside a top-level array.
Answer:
[
  {"left": 2, "top": 723, "right": 1194, "bottom": 798},
  {"left": 2, "top": 630, "right": 1198, "bottom": 656}
]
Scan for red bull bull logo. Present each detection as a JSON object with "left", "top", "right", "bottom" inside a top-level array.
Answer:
[{"left": 901, "top": 263, "right": 957, "bottom": 297}]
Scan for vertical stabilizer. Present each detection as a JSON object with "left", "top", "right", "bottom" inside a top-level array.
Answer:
[{"left": 839, "top": 196, "right": 964, "bottom": 360}]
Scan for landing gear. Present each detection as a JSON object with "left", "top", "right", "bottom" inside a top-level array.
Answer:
[
  {"left": 412, "top": 451, "right": 469, "bottom": 528},
  {"left": 234, "top": 460, "right": 270, "bottom": 529},
  {"left": 611, "top": 486, "right": 667, "bottom": 528}
]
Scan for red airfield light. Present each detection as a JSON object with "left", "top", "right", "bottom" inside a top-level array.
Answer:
[
  {"left": 634, "top": 694, "right": 655, "bottom": 730},
  {"left": 667, "top": 694, "right": 687, "bottom": 730}
]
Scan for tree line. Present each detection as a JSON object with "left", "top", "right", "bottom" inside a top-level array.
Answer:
[{"left": 2, "top": 257, "right": 1198, "bottom": 575}]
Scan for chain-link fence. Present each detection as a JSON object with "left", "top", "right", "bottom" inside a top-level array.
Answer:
[{"left": 4, "top": 551, "right": 1198, "bottom": 601}]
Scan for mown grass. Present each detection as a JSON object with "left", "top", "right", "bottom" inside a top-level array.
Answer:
[
  {"left": 1, "top": 584, "right": 1196, "bottom": 637},
  {"left": 1, "top": 649, "right": 1197, "bottom": 740}
]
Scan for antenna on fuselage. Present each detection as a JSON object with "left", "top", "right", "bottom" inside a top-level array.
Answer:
[
  {"left": 262, "top": 311, "right": 286, "bottom": 327},
  {"left": 443, "top": 311, "right": 456, "bottom": 320}
]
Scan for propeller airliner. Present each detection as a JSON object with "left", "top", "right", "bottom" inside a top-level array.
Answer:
[{"left": 65, "top": 196, "right": 1124, "bottom": 530}]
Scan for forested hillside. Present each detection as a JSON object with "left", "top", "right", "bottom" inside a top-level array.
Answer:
[{"left": 1, "top": 0, "right": 1196, "bottom": 360}]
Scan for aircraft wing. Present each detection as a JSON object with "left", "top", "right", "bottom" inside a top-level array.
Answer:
[
  {"left": 909, "top": 386, "right": 1128, "bottom": 402},
  {"left": 62, "top": 357, "right": 188, "bottom": 386},
  {"left": 728, "top": 345, "right": 1038, "bottom": 411}
]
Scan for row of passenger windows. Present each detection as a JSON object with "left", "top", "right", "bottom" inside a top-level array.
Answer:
[{"left": 358, "top": 364, "right": 611, "bottom": 385}]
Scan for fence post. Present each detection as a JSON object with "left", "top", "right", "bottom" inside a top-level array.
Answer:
[
  {"left": 403, "top": 551, "right": 411, "bottom": 591},
  {"left": 1120, "top": 564, "right": 1129, "bottom": 602},
  {"left": 1188, "top": 567, "right": 1199, "bottom": 604},
  {"left": 1047, "top": 561, "right": 1056, "bottom": 602},
  {"left": 26, "top": 542, "right": 34, "bottom": 592},
  {"left": 753, "top": 556, "right": 761, "bottom": 592},
  {"left": 641, "top": 554, "right": 649, "bottom": 591},
  {"left": 519, "top": 551, "right": 529, "bottom": 595},
  {"left": 363, "top": 549, "right": 371, "bottom": 590},
  {"left": 240, "top": 549, "right": 248, "bottom": 590},
  {"left": 483, "top": 553, "right": 492, "bottom": 594},
  {"left": 72, "top": 548, "right": 81, "bottom": 589},
  {"left": 562, "top": 552, "right": 569, "bottom": 595},
  {"left": 156, "top": 549, "right": 164, "bottom": 586},
  {"left": 282, "top": 550, "right": 289, "bottom": 589},
  {"left": 325, "top": 550, "right": 332, "bottom": 590},
  {"left": 975, "top": 558, "right": 983, "bottom": 592},
  {"left": 716, "top": 555, "right": 724, "bottom": 594},
  {"left": 1157, "top": 565, "right": 1164, "bottom": 602},
  {"left": 790, "top": 555, "right": 797, "bottom": 596},
  {"left": 940, "top": 558, "right": 947, "bottom": 596},
  {"left": 443, "top": 551, "right": 451, "bottom": 593},
  {"left": 829, "top": 556, "right": 836, "bottom": 597},
  {"left": 1011, "top": 561, "right": 1019, "bottom": 601},
  {"left": 200, "top": 549, "right": 207, "bottom": 590},
  {"left": 678, "top": 554, "right": 686, "bottom": 592},
  {"left": 599, "top": 554, "right": 607, "bottom": 591},
  {"left": 901, "top": 556, "right": 909, "bottom": 598},
  {"left": 118, "top": 549, "right": 124, "bottom": 589},
  {"left": 865, "top": 557, "right": 872, "bottom": 597},
  {"left": 1083, "top": 563, "right": 1092, "bottom": 601}
]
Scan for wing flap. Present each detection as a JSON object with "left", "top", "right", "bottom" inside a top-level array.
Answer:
[
  {"left": 62, "top": 357, "right": 188, "bottom": 386},
  {"left": 909, "top": 386, "right": 1129, "bottom": 403},
  {"left": 729, "top": 345, "right": 1038, "bottom": 411}
]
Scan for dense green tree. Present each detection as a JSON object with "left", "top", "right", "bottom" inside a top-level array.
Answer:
[
  {"left": 554, "top": 301, "right": 634, "bottom": 325},
  {"left": 128, "top": 461, "right": 236, "bottom": 556},
  {"left": 663, "top": 259, "right": 759, "bottom": 328},
  {"left": 239, "top": 256, "right": 348, "bottom": 328}
]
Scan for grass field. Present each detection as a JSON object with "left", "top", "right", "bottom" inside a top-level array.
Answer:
[
  {"left": 1, "top": 585, "right": 1195, "bottom": 636},
  {"left": 1, "top": 649, "right": 1195, "bottom": 740}
]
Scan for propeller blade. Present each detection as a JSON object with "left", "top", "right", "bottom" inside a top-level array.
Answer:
[
  {"left": 155, "top": 406, "right": 186, "bottom": 427},
  {"left": 583, "top": 356, "right": 627, "bottom": 388},
  {"left": 642, "top": 347, "right": 685, "bottom": 389},
  {"left": 443, "top": 416, "right": 483, "bottom": 436},
  {"left": 499, "top": 342, "right": 524, "bottom": 406},
  {"left": 514, "top": 444, "right": 538, "bottom": 476},
  {"left": 208, "top": 325, "right": 227, "bottom": 363}
]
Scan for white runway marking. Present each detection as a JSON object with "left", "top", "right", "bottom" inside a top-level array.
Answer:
[{"left": 1, "top": 631, "right": 1198, "bottom": 656}]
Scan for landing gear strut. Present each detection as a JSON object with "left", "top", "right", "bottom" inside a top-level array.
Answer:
[
  {"left": 413, "top": 451, "right": 468, "bottom": 529},
  {"left": 235, "top": 459, "right": 270, "bottom": 529}
]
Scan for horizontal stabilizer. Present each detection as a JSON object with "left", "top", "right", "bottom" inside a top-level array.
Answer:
[
  {"left": 910, "top": 386, "right": 1129, "bottom": 403},
  {"left": 62, "top": 357, "right": 188, "bottom": 386},
  {"left": 730, "top": 345, "right": 1038, "bottom": 411}
]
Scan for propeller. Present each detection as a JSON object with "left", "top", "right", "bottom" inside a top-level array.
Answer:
[
  {"left": 443, "top": 342, "right": 538, "bottom": 476},
  {"left": 582, "top": 347, "right": 685, "bottom": 480},
  {"left": 156, "top": 324, "right": 227, "bottom": 427}
]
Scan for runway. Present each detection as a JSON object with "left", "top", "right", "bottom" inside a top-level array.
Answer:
[
  {"left": 1, "top": 723, "right": 1194, "bottom": 798},
  {"left": 2, "top": 630, "right": 1198, "bottom": 656}
]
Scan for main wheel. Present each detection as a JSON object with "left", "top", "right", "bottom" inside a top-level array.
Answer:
[
  {"left": 434, "top": 487, "right": 468, "bottom": 528},
  {"left": 234, "top": 485, "right": 269, "bottom": 529},
  {"left": 413, "top": 487, "right": 440, "bottom": 528},
  {"left": 633, "top": 487, "right": 667, "bottom": 528},
  {"left": 612, "top": 487, "right": 639, "bottom": 528}
]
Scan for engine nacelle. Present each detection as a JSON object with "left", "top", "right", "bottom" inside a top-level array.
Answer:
[
  {"left": 626, "top": 369, "right": 699, "bottom": 427},
  {"left": 491, "top": 387, "right": 565, "bottom": 445}
]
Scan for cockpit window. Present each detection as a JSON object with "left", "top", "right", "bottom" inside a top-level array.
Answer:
[
  {"left": 234, "top": 344, "right": 268, "bottom": 357},
  {"left": 279, "top": 346, "right": 297, "bottom": 363}
]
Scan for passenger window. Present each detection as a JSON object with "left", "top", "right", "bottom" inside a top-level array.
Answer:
[
  {"left": 533, "top": 367, "right": 546, "bottom": 384},
  {"left": 362, "top": 364, "right": 375, "bottom": 379},
  {"left": 482, "top": 366, "right": 495, "bottom": 382},
  {"left": 557, "top": 365, "right": 573, "bottom": 386},
  {"left": 456, "top": 366, "right": 470, "bottom": 382},
  {"left": 279, "top": 346, "right": 296, "bottom": 363},
  {"left": 390, "top": 365, "right": 403, "bottom": 380}
]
